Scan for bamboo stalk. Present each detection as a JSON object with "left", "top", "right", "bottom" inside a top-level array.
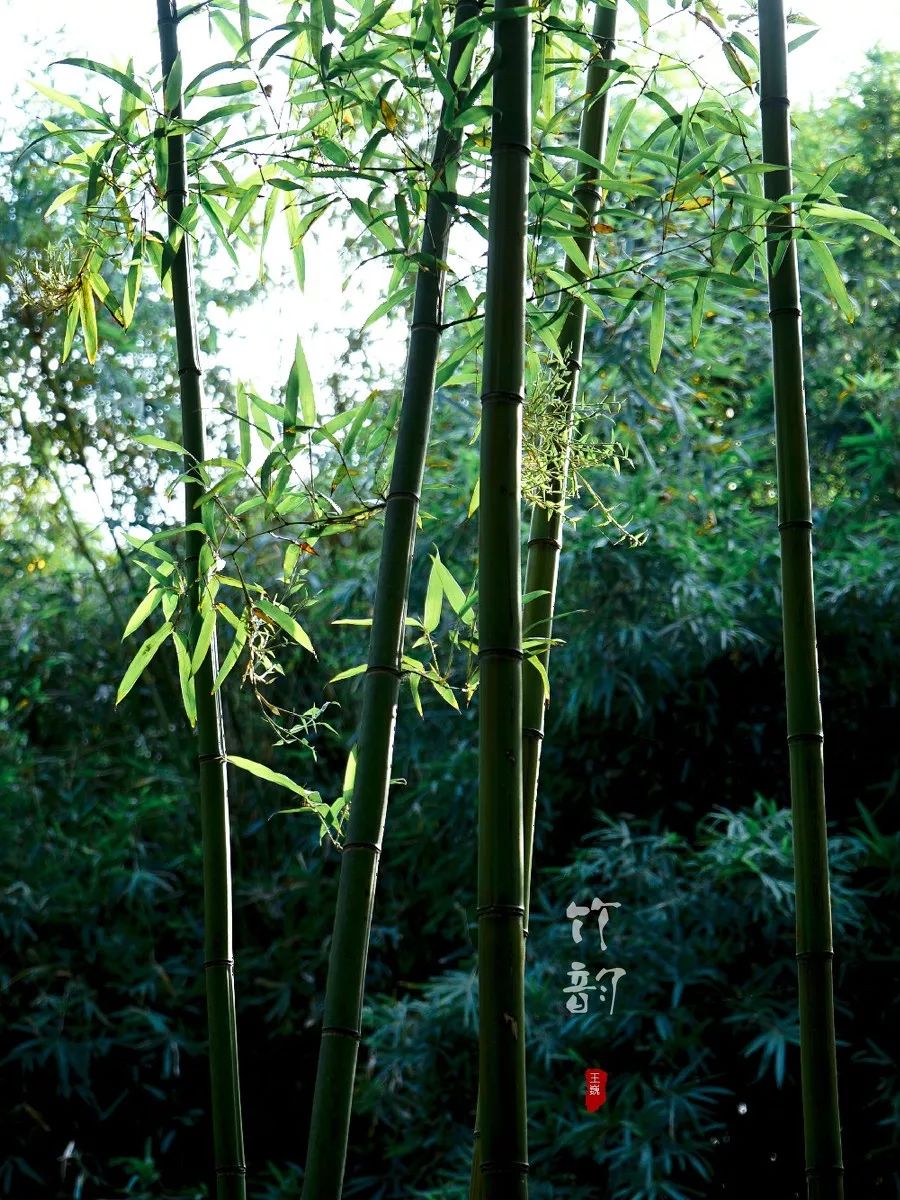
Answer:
[
  {"left": 474, "top": 1, "right": 531, "bottom": 1197},
  {"left": 757, "top": 4, "right": 844, "bottom": 1198},
  {"left": 522, "top": 0, "right": 618, "bottom": 928},
  {"left": 155, "top": 4, "right": 246, "bottom": 1197},
  {"left": 300, "top": 7, "right": 480, "bottom": 1197},
  {"left": 470, "top": 9, "right": 617, "bottom": 1193}
]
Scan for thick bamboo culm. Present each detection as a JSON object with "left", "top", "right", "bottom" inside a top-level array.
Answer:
[
  {"left": 757, "top": 3, "right": 844, "bottom": 1198},
  {"left": 155, "top": 4, "right": 246, "bottom": 1197},
  {"left": 474, "top": 1, "right": 531, "bottom": 1197},
  {"left": 522, "top": 0, "right": 618, "bottom": 929},
  {"left": 470, "top": 10, "right": 618, "bottom": 1193},
  {"left": 300, "top": 6, "right": 480, "bottom": 1198}
]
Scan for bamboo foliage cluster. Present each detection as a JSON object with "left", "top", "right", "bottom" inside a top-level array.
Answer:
[{"left": 33, "top": 0, "right": 900, "bottom": 1193}]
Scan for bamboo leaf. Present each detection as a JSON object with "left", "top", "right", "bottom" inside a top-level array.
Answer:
[
  {"left": 527, "top": 654, "right": 550, "bottom": 702},
  {"left": 690, "top": 274, "right": 709, "bottom": 347},
  {"left": 122, "top": 235, "right": 143, "bottom": 328},
  {"left": 135, "top": 433, "right": 187, "bottom": 455},
  {"left": 253, "top": 595, "right": 315, "bottom": 654},
  {"left": 236, "top": 381, "right": 251, "bottom": 466},
  {"left": 329, "top": 662, "right": 367, "bottom": 683},
  {"left": 226, "top": 755, "right": 311, "bottom": 798},
  {"left": 164, "top": 53, "right": 184, "bottom": 114},
  {"left": 807, "top": 239, "right": 856, "bottom": 322},
  {"left": 191, "top": 605, "right": 217, "bottom": 675},
  {"left": 173, "top": 630, "right": 197, "bottom": 726},
  {"left": 649, "top": 283, "right": 666, "bottom": 372},
  {"left": 424, "top": 556, "right": 443, "bottom": 633},
  {"left": 213, "top": 612, "right": 249, "bottom": 692},
  {"left": 122, "top": 587, "right": 162, "bottom": 639},
  {"left": 116, "top": 621, "right": 173, "bottom": 704},
  {"left": 55, "top": 57, "right": 153, "bottom": 106},
  {"left": 80, "top": 274, "right": 98, "bottom": 363}
]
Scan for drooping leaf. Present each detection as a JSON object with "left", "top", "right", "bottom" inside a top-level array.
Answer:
[{"left": 116, "top": 621, "right": 173, "bottom": 704}]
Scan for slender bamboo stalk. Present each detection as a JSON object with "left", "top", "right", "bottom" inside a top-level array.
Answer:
[
  {"left": 474, "top": 2, "right": 530, "bottom": 1197},
  {"left": 470, "top": 10, "right": 617, "bottom": 1193},
  {"left": 522, "top": 0, "right": 617, "bottom": 929},
  {"left": 758, "top": 5, "right": 844, "bottom": 1198},
  {"left": 300, "top": 7, "right": 479, "bottom": 1197},
  {"left": 155, "top": 4, "right": 246, "bottom": 1196}
]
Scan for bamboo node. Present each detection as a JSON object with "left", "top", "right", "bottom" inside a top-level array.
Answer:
[
  {"left": 481, "top": 389, "right": 525, "bottom": 406},
  {"left": 198, "top": 751, "right": 227, "bottom": 764},
  {"left": 366, "top": 663, "right": 403, "bottom": 680},
  {"left": 341, "top": 840, "right": 382, "bottom": 855},
  {"left": 203, "top": 957, "right": 234, "bottom": 969},
  {"left": 177, "top": 364, "right": 202, "bottom": 378},
  {"left": 476, "top": 903, "right": 525, "bottom": 919},
  {"left": 322, "top": 1024, "right": 362, "bottom": 1041},
  {"left": 478, "top": 647, "right": 524, "bottom": 661},
  {"left": 491, "top": 141, "right": 532, "bottom": 158},
  {"left": 386, "top": 488, "right": 421, "bottom": 504},
  {"left": 215, "top": 1165, "right": 248, "bottom": 1177},
  {"left": 786, "top": 731, "right": 824, "bottom": 744},
  {"left": 777, "top": 518, "right": 813, "bottom": 532},
  {"left": 768, "top": 305, "right": 802, "bottom": 320},
  {"left": 480, "top": 1160, "right": 530, "bottom": 1175},
  {"left": 523, "top": 726, "right": 544, "bottom": 741},
  {"left": 760, "top": 95, "right": 791, "bottom": 108},
  {"left": 527, "top": 535, "right": 562, "bottom": 551},
  {"left": 795, "top": 949, "right": 834, "bottom": 961}
]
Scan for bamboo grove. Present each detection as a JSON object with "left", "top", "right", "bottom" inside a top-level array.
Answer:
[{"left": 31, "top": 0, "right": 899, "bottom": 1194}]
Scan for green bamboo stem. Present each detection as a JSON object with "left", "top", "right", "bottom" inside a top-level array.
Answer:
[
  {"left": 758, "top": 4, "right": 844, "bottom": 1198},
  {"left": 474, "top": 2, "right": 531, "bottom": 1197},
  {"left": 155, "top": 4, "right": 246, "bottom": 1197},
  {"left": 470, "top": 10, "right": 617, "bottom": 1194},
  {"left": 300, "top": 7, "right": 480, "bottom": 1197},
  {"left": 522, "top": 0, "right": 617, "bottom": 931}
]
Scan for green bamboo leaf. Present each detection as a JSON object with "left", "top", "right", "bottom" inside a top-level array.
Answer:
[
  {"left": 62, "top": 292, "right": 82, "bottom": 362},
  {"left": 284, "top": 336, "right": 315, "bottom": 445},
  {"left": 329, "top": 662, "right": 367, "bottom": 684},
  {"left": 116, "top": 621, "right": 173, "bottom": 704},
  {"left": 45, "top": 182, "right": 84, "bottom": 219},
  {"left": 135, "top": 433, "right": 187, "bottom": 455},
  {"left": 807, "top": 202, "right": 900, "bottom": 248},
  {"left": 408, "top": 672, "right": 423, "bottom": 717},
  {"left": 191, "top": 606, "right": 217, "bottom": 676},
  {"left": 172, "top": 630, "right": 197, "bottom": 726},
  {"left": 722, "top": 42, "right": 753, "bottom": 87},
  {"left": 80, "top": 274, "right": 98, "bottom": 363},
  {"left": 226, "top": 755, "right": 311, "bottom": 798},
  {"left": 164, "top": 52, "right": 183, "bottom": 114},
  {"left": 55, "top": 57, "right": 153, "bottom": 106},
  {"left": 239, "top": 0, "right": 251, "bottom": 52},
  {"left": 236, "top": 382, "right": 251, "bottom": 466},
  {"left": 213, "top": 612, "right": 249, "bottom": 692},
  {"left": 527, "top": 654, "right": 550, "bottom": 702},
  {"left": 603, "top": 97, "right": 636, "bottom": 176},
  {"left": 424, "top": 556, "right": 443, "bottom": 633},
  {"left": 122, "top": 235, "right": 143, "bottom": 328},
  {"left": 431, "top": 679, "right": 459, "bottom": 710},
  {"left": 253, "top": 595, "right": 316, "bottom": 655},
  {"left": 807, "top": 240, "right": 855, "bottom": 322},
  {"left": 433, "top": 552, "right": 468, "bottom": 616},
  {"left": 649, "top": 283, "right": 666, "bottom": 372},
  {"left": 122, "top": 587, "right": 162, "bottom": 639},
  {"left": 690, "top": 274, "right": 709, "bottom": 347}
]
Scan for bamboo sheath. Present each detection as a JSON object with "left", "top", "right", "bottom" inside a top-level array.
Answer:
[
  {"left": 300, "top": 7, "right": 479, "bottom": 1197},
  {"left": 475, "top": 2, "right": 531, "bottom": 1197},
  {"left": 522, "top": 0, "right": 618, "bottom": 928},
  {"left": 155, "top": 4, "right": 246, "bottom": 1197},
  {"left": 469, "top": 9, "right": 617, "bottom": 1194},
  {"left": 757, "top": 4, "right": 844, "bottom": 1198}
]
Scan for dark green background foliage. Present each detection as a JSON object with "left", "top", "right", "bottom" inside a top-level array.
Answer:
[{"left": 1, "top": 52, "right": 897, "bottom": 1200}]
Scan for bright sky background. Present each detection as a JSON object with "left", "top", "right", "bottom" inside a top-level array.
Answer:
[{"left": 2, "top": 0, "right": 898, "bottom": 519}]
